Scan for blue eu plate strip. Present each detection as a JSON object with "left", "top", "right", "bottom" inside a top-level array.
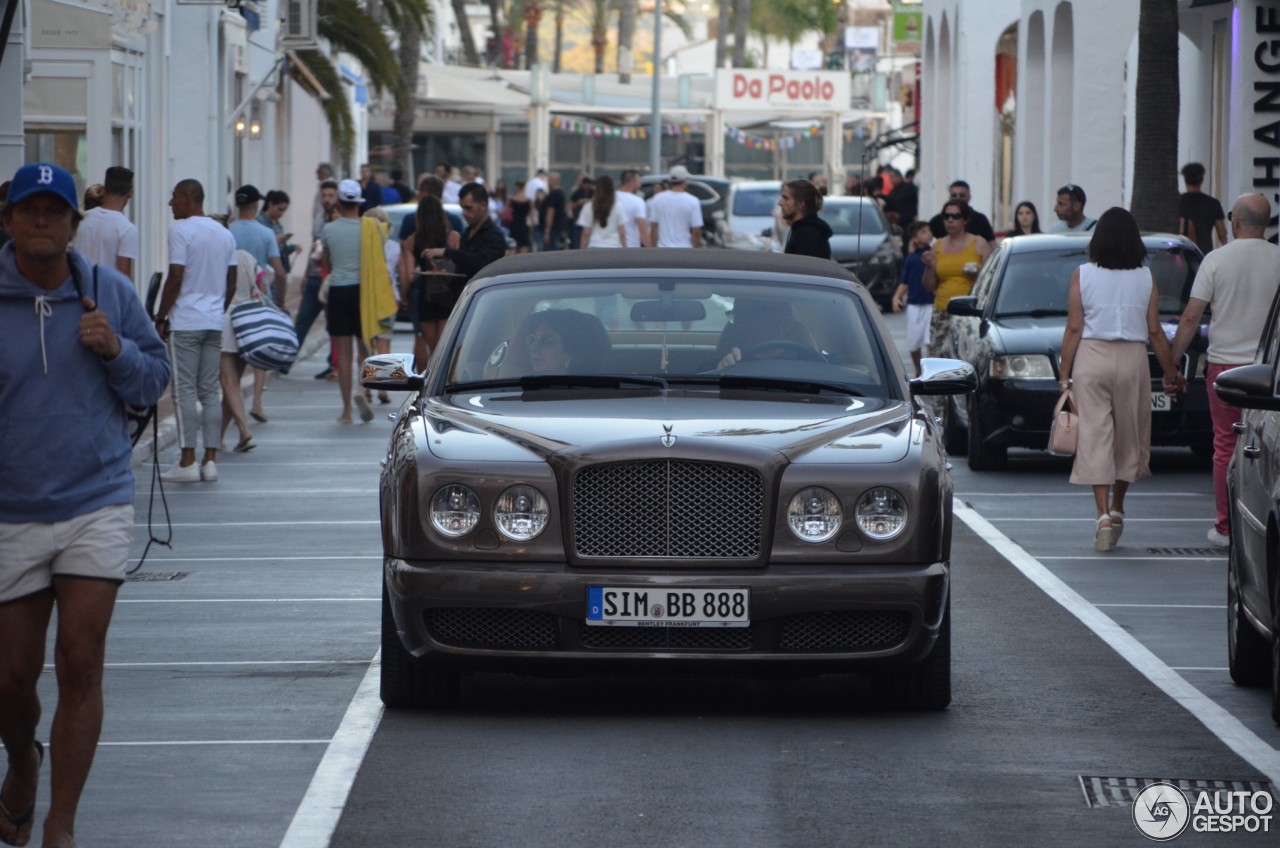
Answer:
[{"left": 587, "top": 586, "right": 603, "bottom": 620}]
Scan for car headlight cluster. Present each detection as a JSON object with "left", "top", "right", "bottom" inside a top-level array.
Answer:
[
  {"left": 786, "top": 486, "right": 908, "bottom": 543},
  {"left": 869, "top": 241, "right": 899, "bottom": 267},
  {"left": 989, "top": 354, "right": 1055, "bottom": 380},
  {"left": 429, "top": 484, "right": 550, "bottom": 541}
]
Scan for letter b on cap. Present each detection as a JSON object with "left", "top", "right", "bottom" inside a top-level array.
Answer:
[{"left": 37, "top": 166, "right": 53, "bottom": 185}]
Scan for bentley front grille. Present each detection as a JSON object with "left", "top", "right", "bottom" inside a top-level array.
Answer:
[
  {"left": 425, "top": 608, "right": 559, "bottom": 650},
  {"left": 778, "top": 611, "right": 911, "bottom": 652},
  {"left": 572, "top": 461, "right": 764, "bottom": 558}
]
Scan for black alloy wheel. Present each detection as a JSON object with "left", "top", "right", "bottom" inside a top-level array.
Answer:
[
  {"left": 380, "top": 582, "right": 460, "bottom": 709},
  {"left": 966, "top": 394, "right": 1007, "bottom": 471},
  {"left": 1226, "top": 521, "right": 1270, "bottom": 686}
]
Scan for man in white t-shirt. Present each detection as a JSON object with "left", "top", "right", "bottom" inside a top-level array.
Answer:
[
  {"left": 617, "top": 169, "right": 650, "bottom": 248},
  {"left": 71, "top": 166, "right": 138, "bottom": 280},
  {"left": 1170, "top": 194, "right": 1280, "bottom": 546},
  {"left": 525, "top": 168, "right": 548, "bottom": 251},
  {"left": 153, "top": 179, "right": 237, "bottom": 483},
  {"left": 648, "top": 166, "right": 702, "bottom": 248}
]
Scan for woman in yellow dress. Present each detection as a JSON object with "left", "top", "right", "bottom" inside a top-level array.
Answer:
[{"left": 922, "top": 198, "right": 992, "bottom": 358}]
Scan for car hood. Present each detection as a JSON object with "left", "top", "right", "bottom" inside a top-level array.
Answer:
[
  {"left": 829, "top": 232, "right": 888, "bottom": 262},
  {"left": 987, "top": 315, "right": 1069, "bottom": 354},
  {"left": 420, "top": 392, "right": 914, "bottom": 465}
]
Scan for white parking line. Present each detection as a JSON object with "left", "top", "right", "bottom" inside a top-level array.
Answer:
[
  {"left": 130, "top": 556, "right": 381, "bottom": 562},
  {"left": 280, "top": 650, "right": 383, "bottom": 848},
  {"left": 1173, "top": 667, "right": 1231, "bottom": 673},
  {"left": 116, "top": 598, "right": 378, "bottom": 604},
  {"left": 98, "top": 739, "right": 331, "bottom": 747},
  {"left": 954, "top": 504, "right": 1280, "bottom": 785},
  {"left": 133, "top": 521, "right": 379, "bottom": 528}
]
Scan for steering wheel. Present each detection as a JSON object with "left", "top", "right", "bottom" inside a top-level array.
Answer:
[{"left": 740, "top": 339, "right": 827, "bottom": 363}]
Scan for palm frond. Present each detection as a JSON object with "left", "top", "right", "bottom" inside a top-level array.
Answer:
[
  {"left": 378, "top": 0, "right": 434, "bottom": 33},
  {"left": 317, "top": 0, "right": 403, "bottom": 97},
  {"left": 290, "top": 50, "right": 356, "bottom": 161}
]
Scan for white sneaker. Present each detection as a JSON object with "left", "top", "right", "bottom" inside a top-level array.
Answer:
[
  {"left": 161, "top": 462, "right": 200, "bottom": 483},
  {"left": 1207, "top": 527, "right": 1229, "bottom": 547},
  {"left": 200, "top": 461, "right": 218, "bottom": 482}
]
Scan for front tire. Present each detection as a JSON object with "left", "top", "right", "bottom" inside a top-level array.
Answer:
[
  {"left": 942, "top": 395, "right": 967, "bottom": 456},
  {"left": 1227, "top": 535, "right": 1270, "bottom": 686},
  {"left": 879, "top": 600, "right": 951, "bottom": 711},
  {"left": 966, "top": 395, "right": 1006, "bottom": 471},
  {"left": 381, "top": 583, "right": 460, "bottom": 709}
]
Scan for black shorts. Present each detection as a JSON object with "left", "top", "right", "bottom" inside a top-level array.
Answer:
[{"left": 325, "top": 284, "right": 361, "bottom": 337}]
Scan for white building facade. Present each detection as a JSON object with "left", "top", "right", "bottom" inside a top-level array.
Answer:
[{"left": 920, "top": 0, "right": 1274, "bottom": 235}]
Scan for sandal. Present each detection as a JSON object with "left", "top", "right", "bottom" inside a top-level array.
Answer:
[
  {"left": 0, "top": 739, "right": 44, "bottom": 847},
  {"left": 233, "top": 437, "right": 256, "bottom": 453},
  {"left": 1093, "top": 515, "right": 1114, "bottom": 553},
  {"left": 1108, "top": 510, "right": 1125, "bottom": 545}
]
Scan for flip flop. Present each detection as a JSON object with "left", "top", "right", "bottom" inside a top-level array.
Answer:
[
  {"left": 249, "top": 409, "right": 268, "bottom": 423},
  {"left": 233, "top": 438, "right": 256, "bottom": 453},
  {"left": 0, "top": 739, "right": 44, "bottom": 847}
]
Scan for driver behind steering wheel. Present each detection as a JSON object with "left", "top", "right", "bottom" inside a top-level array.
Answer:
[{"left": 715, "top": 297, "right": 819, "bottom": 369}]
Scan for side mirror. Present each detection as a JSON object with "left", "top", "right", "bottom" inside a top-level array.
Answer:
[
  {"left": 360, "top": 353, "right": 424, "bottom": 392},
  {"left": 1214, "top": 363, "right": 1280, "bottom": 411},
  {"left": 947, "top": 296, "right": 981, "bottom": 317},
  {"left": 910, "top": 358, "right": 977, "bottom": 396}
]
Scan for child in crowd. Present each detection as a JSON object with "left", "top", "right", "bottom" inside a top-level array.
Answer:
[{"left": 893, "top": 221, "right": 935, "bottom": 376}]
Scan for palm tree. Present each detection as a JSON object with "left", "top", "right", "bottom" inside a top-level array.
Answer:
[
  {"left": 451, "top": 0, "right": 482, "bottom": 65},
  {"left": 553, "top": 0, "right": 567, "bottom": 73},
  {"left": 732, "top": 0, "right": 750, "bottom": 67},
  {"left": 748, "top": 0, "right": 835, "bottom": 68},
  {"left": 616, "top": 0, "right": 637, "bottom": 82},
  {"left": 291, "top": 0, "right": 430, "bottom": 160},
  {"left": 614, "top": 1, "right": 693, "bottom": 79},
  {"left": 525, "top": 0, "right": 543, "bottom": 69},
  {"left": 1130, "top": 0, "right": 1179, "bottom": 231},
  {"left": 715, "top": 0, "right": 730, "bottom": 69}
]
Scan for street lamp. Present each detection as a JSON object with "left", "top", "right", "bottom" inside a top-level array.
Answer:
[{"left": 649, "top": 0, "right": 662, "bottom": 174}]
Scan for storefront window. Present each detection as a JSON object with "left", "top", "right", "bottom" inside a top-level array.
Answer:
[{"left": 24, "top": 129, "right": 88, "bottom": 199}]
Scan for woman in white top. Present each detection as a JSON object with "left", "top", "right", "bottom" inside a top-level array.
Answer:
[
  {"left": 1058, "top": 208, "right": 1182, "bottom": 552},
  {"left": 577, "top": 175, "right": 627, "bottom": 248}
]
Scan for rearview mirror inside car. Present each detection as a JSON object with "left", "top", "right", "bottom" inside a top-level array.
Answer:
[{"left": 630, "top": 299, "right": 708, "bottom": 323}]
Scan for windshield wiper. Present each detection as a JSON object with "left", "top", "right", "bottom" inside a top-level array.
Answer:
[
  {"left": 995, "top": 309, "right": 1069, "bottom": 319},
  {"left": 670, "top": 374, "right": 864, "bottom": 397},
  {"left": 446, "top": 374, "right": 669, "bottom": 393}
]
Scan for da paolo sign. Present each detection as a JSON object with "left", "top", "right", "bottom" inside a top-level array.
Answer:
[{"left": 714, "top": 70, "right": 850, "bottom": 112}]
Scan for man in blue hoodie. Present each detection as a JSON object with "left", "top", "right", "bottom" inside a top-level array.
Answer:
[{"left": 0, "top": 162, "right": 169, "bottom": 848}]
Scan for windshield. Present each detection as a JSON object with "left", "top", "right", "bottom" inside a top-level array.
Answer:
[
  {"left": 992, "top": 244, "right": 1202, "bottom": 317},
  {"left": 732, "top": 188, "right": 779, "bottom": 217},
  {"left": 441, "top": 278, "right": 896, "bottom": 398},
  {"left": 818, "top": 202, "right": 887, "bottom": 236}
]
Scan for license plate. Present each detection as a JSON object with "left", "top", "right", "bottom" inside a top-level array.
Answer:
[
  {"left": 1151, "top": 392, "right": 1171, "bottom": 412},
  {"left": 586, "top": 587, "right": 750, "bottom": 627}
]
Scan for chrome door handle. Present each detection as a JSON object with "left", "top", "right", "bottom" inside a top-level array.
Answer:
[
  {"left": 1243, "top": 445, "right": 1261, "bottom": 460},
  {"left": 1233, "top": 421, "right": 1246, "bottom": 436}
]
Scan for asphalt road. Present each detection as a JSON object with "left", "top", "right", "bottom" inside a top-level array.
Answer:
[{"left": 18, "top": 315, "right": 1280, "bottom": 848}]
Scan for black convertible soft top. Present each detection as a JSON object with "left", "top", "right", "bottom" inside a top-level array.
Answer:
[{"left": 470, "top": 247, "right": 859, "bottom": 285}]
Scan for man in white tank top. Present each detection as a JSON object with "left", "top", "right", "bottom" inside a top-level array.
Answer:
[{"left": 1169, "top": 194, "right": 1280, "bottom": 546}]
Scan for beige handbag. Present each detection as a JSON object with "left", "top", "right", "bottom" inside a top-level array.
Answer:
[{"left": 1048, "top": 388, "right": 1079, "bottom": 456}]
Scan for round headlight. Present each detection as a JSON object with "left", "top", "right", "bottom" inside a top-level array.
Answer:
[
  {"left": 855, "top": 487, "right": 908, "bottom": 541},
  {"left": 430, "top": 484, "right": 481, "bottom": 537},
  {"left": 494, "top": 485, "right": 550, "bottom": 541},
  {"left": 787, "top": 487, "right": 843, "bottom": 543}
]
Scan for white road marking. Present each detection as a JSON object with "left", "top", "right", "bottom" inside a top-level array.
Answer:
[
  {"left": 129, "top": 555, "right": 381, "bottom": 562},
  {"left": 954, "top": 504, "right": 1280, "bottom": 785},
  {"left": 98, "top": 739, "right": 331, "bottom": 747},
  {"left": 133, "top": 521, "right": 379, "bottom": 528},
  {"left": 116, "top": 598, "right": 378, "bottom": 604},
  {"left": 1038, "top": 556, "right": 1225, "bottom": 562},
  {"left": 1172, "top": 667, "right": 1231, "bottom": 673},
  {"left": 279, "top": 650, "right": 383, "bottom": 848}
]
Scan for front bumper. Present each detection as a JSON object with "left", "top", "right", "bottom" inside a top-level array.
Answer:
[
  {"left": 973, "top": 378, "right": 1212, "bottom": 450},
  {"left": 385, "top": 557, "right": 948, "bottom": 672}
]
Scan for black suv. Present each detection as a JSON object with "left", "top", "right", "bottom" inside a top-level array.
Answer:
[{"left": 943, "top": 233, "right": 1209, "bottom": 470}]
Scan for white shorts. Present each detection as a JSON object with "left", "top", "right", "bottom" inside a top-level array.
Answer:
[
  {"left": 0, "top": 504, "right": 135, "bottom": 603},
  {"left": 906, "top": 303, "right": 934, "bottom": 352}
]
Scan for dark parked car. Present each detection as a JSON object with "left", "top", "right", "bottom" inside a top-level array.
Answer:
[
  {"left": 1213, "top": 295, "right": 1280, "bottom": 725},
  {"left": 818, "top": 196, "right": 903, "bottom": 308},
  {"left": 638, "top": 173, "right": 732, "bottom": 247},
  {"left": 362, "top": 249, "right": 975, "bottom": 710},
  {"left": 943, "top": 233, "right": 1209, "bottom": 470}
]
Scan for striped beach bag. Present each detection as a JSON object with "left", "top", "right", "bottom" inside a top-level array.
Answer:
[{"left": 230, "top": 300, "right": 299, "bottom": 371}]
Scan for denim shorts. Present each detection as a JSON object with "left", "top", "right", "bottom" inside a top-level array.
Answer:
[{"left": 0, "top": 504, "right": 135, "bottom": 603}]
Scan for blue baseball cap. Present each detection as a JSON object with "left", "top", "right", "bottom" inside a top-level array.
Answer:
[{"left": 7, "top": 162, "right": 80, "bottom": 215}]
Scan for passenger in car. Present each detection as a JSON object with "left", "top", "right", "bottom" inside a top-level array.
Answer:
[{"left": 503, "top": 309, "right": 611, "bottom": 376}]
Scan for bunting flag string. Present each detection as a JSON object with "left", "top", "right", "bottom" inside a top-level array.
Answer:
[
  {"left": 551, "top": 116, "right": 651, "bottom": 139},
  {"left": 549, "top": 116, "right": 870, "bottom": 147}
]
